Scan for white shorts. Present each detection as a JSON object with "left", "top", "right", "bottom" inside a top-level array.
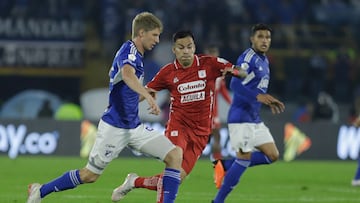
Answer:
[
  {"left": 86, "top": 119, "right": 175, "bottom": 174},
  {"left": 228, "top": 122, "right": 275, "bottom": 153}
]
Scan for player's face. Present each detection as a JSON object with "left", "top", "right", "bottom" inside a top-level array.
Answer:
[
  {"left": 251, "top": 30, "right": 271, "bottom": 54},
  {"left": 140, "top": 28, "right": 161, "bottom": 51},
  {"left": 173, "top": 36, "right": 196, "bottom": 68}
]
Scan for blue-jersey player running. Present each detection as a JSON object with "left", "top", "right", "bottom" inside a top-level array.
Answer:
[
  {"left": 212, "top": 23, "right": 285, "bottom": 203},
  {"left": 27, "top": 12, "right": 182, "bottom": 203}
]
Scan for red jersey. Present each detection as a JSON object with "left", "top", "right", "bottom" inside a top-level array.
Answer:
[{"left": 147, "top": 54, "right": 233, "bottom": 136}]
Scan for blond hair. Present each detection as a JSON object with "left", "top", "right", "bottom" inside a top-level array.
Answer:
[{"left": 132, "top": 12, "right": 163, "bottom": 38}]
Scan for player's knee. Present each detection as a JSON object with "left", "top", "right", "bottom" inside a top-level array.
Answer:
[
  {"left": 268, "top": 150, "right": 279, "bottom": 162},
  {"left": 79, "top": 168, "right": 100, "bottom": 183},
  {"left": 164, "top": 146, "right": 183, "bottom": 168}
]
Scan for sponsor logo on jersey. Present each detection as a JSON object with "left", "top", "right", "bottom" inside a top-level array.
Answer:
[
  {"left": 145, "top": 126, "right": 154, "bottom": 131},
  {"left": 240, "top": 63, "right": 249, "bottom": 71},
  {"left": 105, "top": 144, "right": 115, "bottom": 148},
  {"left": 257, "top": 77, "right": 269, "bottom": 89},
  {"left": 180, "top": 91, "right": 205, "bottom": 103},
  {"left": 128, "top": 53, "right": 136, "bottom": 61},
  {"left": 170, "top": 130, "right": 178, "bottom": 137},
  {"left": 177, "top": 80, "right": 206, "bottom": 93},
  {"left": 173, "top": 77, "right": 179, "bottom": 83},
  {"left": 105, "top": 150, "right": 113, "bottom": 157},
  {"left": 198, "top": 70, "right": 206, "bottom": 78}
]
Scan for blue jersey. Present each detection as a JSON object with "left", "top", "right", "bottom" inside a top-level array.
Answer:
[
  {"left": 101, "top": 40, "right": 144, "bottom": 129},
  {"left": 228, "top": 48, "right": 270, "bottom": 123}
]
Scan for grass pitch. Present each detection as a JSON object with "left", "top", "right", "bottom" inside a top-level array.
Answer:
[{"left": 2, "top": 156, "right": 359, "bottom": 203}]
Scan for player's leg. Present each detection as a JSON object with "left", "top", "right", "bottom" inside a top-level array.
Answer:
[
  {"left": 352, "top": 158, "right": 360, "bottom": 186},
  {"left": 156, "top": 135, "right": 208, "bottom": 203},
  {"left": 160, "top": 146, "right": 182, "bottom": 203},
  {"left": 126, "top": 130, "right": 187, "bottom": 191},
  {"left": 252, "top": 143, "right": 279, "bottom": 165},
  {"left": 134, "top": 174, "right": 163, "bottom": 190},
  {"left": 28, "top": 119, "right": 126, "bottom": 203},
  {"left": 211, "top": 128, "right": 222, "bottom": 159},
  {"left": 182, "top": 135, "right": 209, "bottom": 175},
  {"left": 211, "top": 117, "right": 223, "bottom": 161},
  {"left": 211, "top": 121, "right": 224, "bottom": 189},
  {"left": 112, "top": 124, "right": 182, "bottom": 203},
  {"left": 250, "top": 122, "right": 279, "bottom": 166},
  {"left": 156, "top": 131, "right": 207, "bottom": 203},
  {"left": 213, "top": 151, "right": 251, "bottom": 203},
  {"left": 213, "top": 123, "right": 253, "bottom": 203},
  {"left": 27, "top": 169, "right": 88, "bottom": 203},
  {"left": 217, "top": 123, "right": 277, "bottom": 171}
]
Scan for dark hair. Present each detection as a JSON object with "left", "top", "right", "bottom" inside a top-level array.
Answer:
[
  {"left": 172, "top": 30, "right": 195, "bottom": 42},
  {"left": 251, "top": 23, "right": 272, "bottom": 36}
]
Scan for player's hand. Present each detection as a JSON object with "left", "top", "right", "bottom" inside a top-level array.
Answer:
[
  {"left": 221, "top": 67, "right": 233, "bottom": 77},
  {"left": 269, "top": 102, "right": 285, "bottom": 114},
  {"left": 221, "top": 66, "right": 247, "bottom": 78},
  {"left": 145, "top": 95, "right": 161, "bottom": 115},
  {"left": 256, "top": 94, "right": 285, "bottom": 114}
]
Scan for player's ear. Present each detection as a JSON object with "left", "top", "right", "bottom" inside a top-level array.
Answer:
[
  {"left": 172, "top": 46, "right": 176, "bottom": 54},
  {"left": 139, "top": 29, "right": 145, "bottom": 37}
]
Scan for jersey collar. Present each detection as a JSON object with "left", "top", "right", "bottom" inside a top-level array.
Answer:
[{"left": 174, "top": 55, "right": 200, "bottom": 69}]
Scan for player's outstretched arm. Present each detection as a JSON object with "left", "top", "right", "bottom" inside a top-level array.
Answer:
[
  {"left": 222, "top": 65, "right": 247, "bottom": 78},
  {"left": 121, "top": 64, "right": 160, "bottom": 115},
  {"left": 139, "top": 88, "right": 157, "bottom": 102}
]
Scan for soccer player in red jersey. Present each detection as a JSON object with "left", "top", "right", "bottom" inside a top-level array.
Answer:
[{"left": 112, "top": 30, "right": 247, "bottom": 203}]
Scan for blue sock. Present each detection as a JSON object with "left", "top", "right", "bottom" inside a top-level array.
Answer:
[
  {"left": 162, "top": 168, "right": 181, "bottom": 203},
  {"left": 222, "top": 152, "right": 272, "bottom": 171},
  {"left": 222, "top": 159, "right": 235, "bottom": 170},
  {"left": 213, "top": 159, "right": 250, "bottom": 203},
  {"left": 355, "top": 159, "right": 360, "bottom": 180},
  {"left": 249, "top": 151, "right": 272, "bottom": 167},
  {"left": 40, "top": 170, "right": 83, "bottom": 198}
]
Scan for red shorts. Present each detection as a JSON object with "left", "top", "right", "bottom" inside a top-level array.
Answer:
[{"left": 165, "top": 128, "right": 209, "bottom": 174}]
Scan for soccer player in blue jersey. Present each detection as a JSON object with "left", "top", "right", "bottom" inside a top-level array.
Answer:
[
  {"left": 212, "top": 23, "right": 285, "bottom": 203},
  {"left": 352, "top": 115, "right": 360, "bottom": 186},
  {"left": 27, "top": 12, "right": 182, "bottom": 203}
]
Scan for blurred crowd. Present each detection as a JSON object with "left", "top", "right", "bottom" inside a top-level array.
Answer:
[{"left": 0, "top": 0, "right": 360, "bottom": 122}]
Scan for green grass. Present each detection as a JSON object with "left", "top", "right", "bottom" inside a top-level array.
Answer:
[{"left": 2, "top": 156, "right": 360, "bottom": 203}]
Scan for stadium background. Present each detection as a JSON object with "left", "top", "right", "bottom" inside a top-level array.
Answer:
[{"left": 0, "top": 0, "right": 360, "bottom": 161}]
